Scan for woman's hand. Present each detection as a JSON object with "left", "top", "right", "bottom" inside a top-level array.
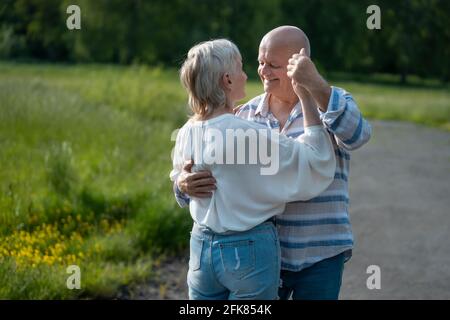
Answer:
[
  {"left": 287, "top": 48, "right": 320, "bottom": 92},
  {"left": 290, "top": 79, "right": 310, "bottom": 101},
  {"left": 288, "top": 77, "right": 322, "bottom": 127},
  {"left": 287, "top": 48, "right": 331, "bottom": 112}
]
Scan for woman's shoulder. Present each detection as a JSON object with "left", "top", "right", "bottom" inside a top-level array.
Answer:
[
  {"left": 227, "top": 116, "right": 268, "bottom": 131},
  {"left": 174, "top": 120, "right": 195, "bottom": 140}
]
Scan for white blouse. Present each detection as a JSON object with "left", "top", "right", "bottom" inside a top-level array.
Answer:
[{"left": 170, "top": 113, "right": 336, "bottom": 233}]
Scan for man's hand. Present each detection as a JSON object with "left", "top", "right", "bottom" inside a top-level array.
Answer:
[
  {"left": 176, "top": 160, "right": 216, "bottom": 198},
  {"left": 287, "top": 48, "right": 331, "bottom": 111},
  {"left": 287, "top": 48, "right": 321, "bottom": 90}
]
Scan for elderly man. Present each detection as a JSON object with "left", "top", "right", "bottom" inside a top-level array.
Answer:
[{"left": 174, "top": 26, "right": 371, "bottom": 300}]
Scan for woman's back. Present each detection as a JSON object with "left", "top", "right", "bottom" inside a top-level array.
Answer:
[{"left": 171, "top": 113, "right": 336, "bottom": 233}]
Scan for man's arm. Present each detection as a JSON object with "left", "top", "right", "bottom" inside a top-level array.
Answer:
[
  {"left": 173, "top": 181, "right": 191, "bottom": 208},
  {"left": 288, "top": 49, "right": 371, "bottom": 151},
  {"left": 317, "top": 86, "right": 372, "bottom": 151}
]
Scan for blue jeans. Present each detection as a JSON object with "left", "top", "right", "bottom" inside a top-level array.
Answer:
[
  {"left": 188, "top": 221, "right": 281, "bottom": 300},
  {"left": 278, "top": 252, "right": 346, "bottom": 300}
]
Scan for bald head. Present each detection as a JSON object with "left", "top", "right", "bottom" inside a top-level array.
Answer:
[{"left": 260, "top": 26, "right": 310, "bottom": 57}]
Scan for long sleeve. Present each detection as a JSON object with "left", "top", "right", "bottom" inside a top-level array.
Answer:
[
  {"left": 247, "top": 125, "right": 336, "bottom": 203},
  {"left": 172, "top": 181, "right": 190, "bottom": 208},
  {"left": 170, "top": 122, "right": 193, "bottom": 208},
  {"left": 169, "top": 116, "right": 336, "bottom": 233},
  {"left": 319, "top": 86, "right": 372, "bottom": 151},
  {"left": 169, "top": 125, "right": 191, "bottom": 208}
]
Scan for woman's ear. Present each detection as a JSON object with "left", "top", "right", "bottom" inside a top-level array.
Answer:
[{"left": 222, "top": 73, "right": 232, "bottom": 90}]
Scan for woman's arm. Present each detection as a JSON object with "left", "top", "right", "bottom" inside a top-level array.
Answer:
[
  {"left": 217, "top": 121, "right": 336, "bottom": 207},
  {"left": 292, "top": 80, "right": 322, "bottom": 127}
]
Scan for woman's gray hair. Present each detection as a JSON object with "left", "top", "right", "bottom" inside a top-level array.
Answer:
[{"left": 180, "top": 39, "right": 241, "bottom": 119}]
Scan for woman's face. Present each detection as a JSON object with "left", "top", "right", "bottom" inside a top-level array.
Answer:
[{"left": 228, "top": 58, "right": 247, "bottom": 103}]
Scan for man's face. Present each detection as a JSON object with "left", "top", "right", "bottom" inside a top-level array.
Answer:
[{"left": 257, "top": 45, "right": 296, "bottom": 99}]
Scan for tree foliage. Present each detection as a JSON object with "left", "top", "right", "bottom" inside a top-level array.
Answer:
[{"left": 0, "top": 0, "right": 449, "bottom": 81}]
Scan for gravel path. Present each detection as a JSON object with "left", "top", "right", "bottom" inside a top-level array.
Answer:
[{"left": 130, "top": 120, "right": 450, "bottom": 300}]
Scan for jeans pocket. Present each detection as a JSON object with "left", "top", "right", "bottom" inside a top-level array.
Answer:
[
  {"left": 219, "top": 240, "right": 255, "bottom": 279},
  {"left": 189, "top": 235, "right": 203, "bottom": 271}
]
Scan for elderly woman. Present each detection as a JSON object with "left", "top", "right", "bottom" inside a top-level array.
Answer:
[{"left": 170, "top": 39, "right": 336, "bottom": 300}]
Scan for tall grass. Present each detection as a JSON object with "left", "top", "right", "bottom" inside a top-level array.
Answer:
[{"left": 0, "top": 63, "right": 191, "bottom": 298}]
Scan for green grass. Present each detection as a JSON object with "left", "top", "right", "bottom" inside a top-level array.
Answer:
[
  {"left": 0, "top": 62, "right": 191, "bottom": 299},
  {"left": 0, "top": 62, "right": 449, "bottom": 299},
  {"left": 332, "top": 81, "right": 450, "bottom": 131},
  {"left": 245, "top": 75, "right": 450, "bottom": 131}
]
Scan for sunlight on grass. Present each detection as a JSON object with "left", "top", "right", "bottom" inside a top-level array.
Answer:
[{"left": 0, "top": 62, "right": 448, "bottom": 298}]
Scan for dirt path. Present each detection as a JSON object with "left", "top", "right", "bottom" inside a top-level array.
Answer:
[{"left": 129, "top": 120, "right": 450, "bottom": 300}]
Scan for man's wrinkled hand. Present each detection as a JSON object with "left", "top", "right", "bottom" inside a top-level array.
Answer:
[
  {"left": 287, "top": 48, "right": 322, "bottom": 92},
  {"left": 177, "top": 160, "right": 216, "bottom": 198}
]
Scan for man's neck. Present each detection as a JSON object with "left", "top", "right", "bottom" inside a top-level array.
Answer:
[
  {"left": 268, "top": 93, "right": 299, "bottom": 114},
  {"left": 268, "top": 94, "right": 299, "bottom": 130}
]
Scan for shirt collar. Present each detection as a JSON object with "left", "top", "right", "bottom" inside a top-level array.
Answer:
[
  {"left": 255, "top": 93, "right": 303, "bottom": 121},
  {"left": 255, "top": 93, "right": 270, "bottom": 117},
  {"left": 290, "top": 100, "right": 303, "bottom": 120}
]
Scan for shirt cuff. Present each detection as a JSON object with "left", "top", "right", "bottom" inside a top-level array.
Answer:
[
  {"left": 173, "top": 181, "right": 190, "bottom": 207},
  {"left": 319, "top": 86, "right": 346, "bottom": 127},
  {"left": 304, "top": 125, "right": 326, "bottom": 134}
]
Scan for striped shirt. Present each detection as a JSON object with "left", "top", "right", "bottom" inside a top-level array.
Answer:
[{"left": 174, "top": 86, "right": 372, "bottom": 271}]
